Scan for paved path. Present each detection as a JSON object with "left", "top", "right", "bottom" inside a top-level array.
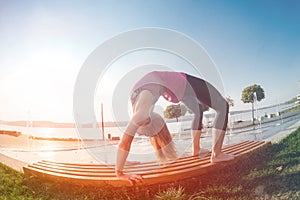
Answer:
[
  {"left": 1, "top": 118, "right": 300, "bottom": 172},
  {"left": 264, "top": 120, "right": 300, "bottom": 143},
  {"left": 0, "top": 152, "right": 28, "bottom": 172}
]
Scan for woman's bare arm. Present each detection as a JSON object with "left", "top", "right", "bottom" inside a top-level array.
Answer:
[{"left": 115, "top": 90, "right": 156, "bottom": 185}]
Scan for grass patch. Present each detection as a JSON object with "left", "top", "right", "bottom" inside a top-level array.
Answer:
[
  {"left": 245, "top": 126, "right": 300, "bottom": 198},
  {"left": 1, "top": 127, "right": 300, "bottom": 199},
  {"left": 0, "top": 163, "right": 38, "bottom": 200},
  {"left": 193, "top": 127, "right": 300, "bottom": 199}
]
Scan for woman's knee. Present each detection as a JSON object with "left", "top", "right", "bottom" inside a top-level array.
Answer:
[{"left": 214, "top": 100, "right": 229, "bottom": 115}]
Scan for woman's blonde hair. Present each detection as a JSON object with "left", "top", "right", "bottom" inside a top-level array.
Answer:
[
  {"left": 137, "top": 112, "right": 177, "bottom": 162},
  {"left": 149, "top": 122, "right": 177, "bottom": 162}
]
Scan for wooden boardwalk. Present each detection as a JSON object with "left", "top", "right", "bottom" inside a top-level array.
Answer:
[{"left": 23, "top": 140, "right": 268, "bottom": 187}]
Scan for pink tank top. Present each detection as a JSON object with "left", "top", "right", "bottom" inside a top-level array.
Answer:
[{"left": 131, "top": 71, "right": 187, "bottom": 104}]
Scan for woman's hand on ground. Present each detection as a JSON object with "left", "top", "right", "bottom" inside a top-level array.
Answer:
[{"left": 117, "top": 173, "right": 143, "bottom": 185}]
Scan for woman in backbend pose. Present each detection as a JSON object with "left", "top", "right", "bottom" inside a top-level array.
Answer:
[{"left": 115, "top": 71, "right": 234, "bottom": 185}]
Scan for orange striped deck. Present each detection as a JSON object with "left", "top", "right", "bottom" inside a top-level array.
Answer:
[{"left": 23, "top": 140, "right": 268, "bottom": 187}]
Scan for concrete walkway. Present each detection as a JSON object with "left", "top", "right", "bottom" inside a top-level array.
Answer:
[
  {"left": 264, "top": 119, "right": 300, "bottom": 143},
  {"left": 1, "top": 118, "right": 300, "bottom": 173},
  {"left": 0, "top": 152, "right": 28, "bottom": 172}
]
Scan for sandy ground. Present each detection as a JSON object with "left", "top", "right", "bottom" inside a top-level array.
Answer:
[{"left": 0, "top": 135, "right": 31, "bottom": 148}]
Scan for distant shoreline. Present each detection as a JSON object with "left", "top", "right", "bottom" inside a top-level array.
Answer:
[
  {"left": 0, "top": 120, "right": 128, "bottom": 128},
  {"left": 1, "top": 104, "right": 299, "bottom": 142},
  {"left": 0, "top": 102, "right": 297, "bottom": 129}
]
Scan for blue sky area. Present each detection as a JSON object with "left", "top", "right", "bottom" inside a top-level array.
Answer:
[{"left": 0, "top": 0, "right": 299, "bottom": 122}]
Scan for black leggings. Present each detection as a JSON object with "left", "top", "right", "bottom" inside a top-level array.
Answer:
[{"left": 181, "top": 74, "right": 229, "bottom": 131}]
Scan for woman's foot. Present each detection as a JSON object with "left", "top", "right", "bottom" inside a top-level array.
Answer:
[{"left": 210, "top": 152, "right": 235, "bottom": 163}]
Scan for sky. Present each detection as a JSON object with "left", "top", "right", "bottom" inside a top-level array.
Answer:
[{"left": 0, "top": 0, "right": 299, "bottom": 122}]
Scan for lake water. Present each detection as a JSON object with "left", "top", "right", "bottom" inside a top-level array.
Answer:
[{"left": 0, "top": 103, "right": 297, "bottom": 140}]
